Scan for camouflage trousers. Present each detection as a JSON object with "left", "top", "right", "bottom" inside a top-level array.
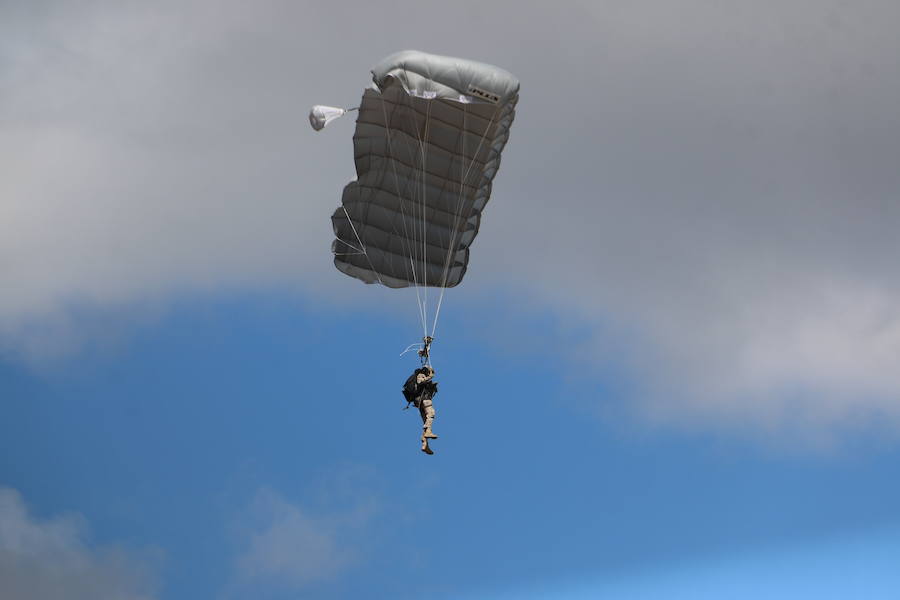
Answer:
[{"left": 417, "top": 398, "right": 435, "bottom": 430}]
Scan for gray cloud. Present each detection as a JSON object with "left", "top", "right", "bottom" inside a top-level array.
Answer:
[
  {"left": 475, "top": 0, "right": 900, "bottom": 435},
  {"left": 0, "top": 487, "right": 160, "bottom": 600},
  {"left": 3, "top": 1, "right": 900, "bottom": 437}
]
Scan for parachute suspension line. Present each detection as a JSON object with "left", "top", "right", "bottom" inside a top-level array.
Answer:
[
  {"left": 415, "top": 92, "right": 433, "bottom": 360},
  {"left": 333, "top": 240, "right": 366, "bottom": 255},
  {"left": 397, "top": 70, "right": 432, "bottom": 337},
  {"left": 405, "top": 91, "right": 431, "bottom": 337},
  {"left": 380, "top": 94, "right": 428, "bottom": 337},
  {"left": 401, "top": 81, "right": 429, "bottom": 330},
  {"left": 393, "top": 75, "right": 436, "bottom": 340},
  {"left": 401, "top": 82, "right": 437, "bottom": 337},
  {"left": 390, "top": 69, "right": 439, "bottom": 364},
  {"left": 430, "top": 104, "right": 501, "bottom": 339},
  {"left": 419, "top": 99, "right": 434, "bottom": 327},
  {"left": 341, "top": 205, "right": 384, "bottom": 287},
  {"left": 375, "top": 79, "right": 503, "bottom": 355},
  {"left": 430, "top": 101, "right": 468, "bottom": 340}
]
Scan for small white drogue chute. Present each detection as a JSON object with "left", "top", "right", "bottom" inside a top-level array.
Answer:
[{"left": 308, "top": 105, "right": 351, "bottom": 131}]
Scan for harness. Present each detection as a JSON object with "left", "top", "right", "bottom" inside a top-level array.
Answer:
[
  {"left": 402, "top": 366, "right": 438, "bottom": 411},
  {"left": 400, "top": 335, "right": 436, "bottom": 410}
]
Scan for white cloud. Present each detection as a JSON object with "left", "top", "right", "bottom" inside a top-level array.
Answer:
[
  {"left": 0, "top": 487, "right": 160, "bottom": 600},
  {"left": 232, "top": 485, "right": 376, "bottom": 590}
]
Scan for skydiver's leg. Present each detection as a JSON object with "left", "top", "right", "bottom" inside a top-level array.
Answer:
[
  {"left": 417, "top": 399, "right": 436, "bottom": 454},
  {"left": 422, "top": 399, "right": 437, "bottom": 439},
  {"left": 416, "top": 401, "right": 433, "bottom": 454}
]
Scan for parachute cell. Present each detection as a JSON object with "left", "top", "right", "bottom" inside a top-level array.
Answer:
[{"left": 330, "top": 50, "right": 519, "bottom": 289}]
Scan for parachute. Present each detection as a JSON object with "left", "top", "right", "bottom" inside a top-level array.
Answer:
[{"left": 312, "top": 50, "right": 519, "bottom": 359}]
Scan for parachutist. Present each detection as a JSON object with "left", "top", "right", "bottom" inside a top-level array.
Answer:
[{"left": 402, "top": 366, "right": 438, "bottom": 454}]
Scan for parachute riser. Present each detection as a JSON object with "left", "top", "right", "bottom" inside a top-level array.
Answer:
[{"left": 417, "top": 336, "right": 434, "bottom": 366}]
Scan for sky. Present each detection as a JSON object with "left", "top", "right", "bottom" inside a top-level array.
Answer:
[{"left": 3, "top": 1, "right": 900, "bottom": 598}]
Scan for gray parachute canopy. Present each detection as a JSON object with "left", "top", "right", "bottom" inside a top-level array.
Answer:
[{"left": 330, "top": 50, "right": 519, "bottom": 289}]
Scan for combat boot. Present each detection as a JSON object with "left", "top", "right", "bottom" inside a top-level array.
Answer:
[
  {"left": 423, "top": 428, "right": 438, "bottom": 439},
  {"left": 421, "top": 440, "right": 434, "bottom": 455}
]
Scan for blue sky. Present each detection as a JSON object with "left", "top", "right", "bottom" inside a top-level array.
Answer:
[{"left": 4, "top": 1, "right": 900, "bottom": 599}]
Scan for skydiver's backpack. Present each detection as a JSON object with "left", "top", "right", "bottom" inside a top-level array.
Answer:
[{"left": 402, "top": 371, "right": 421, "bottom": 404}]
